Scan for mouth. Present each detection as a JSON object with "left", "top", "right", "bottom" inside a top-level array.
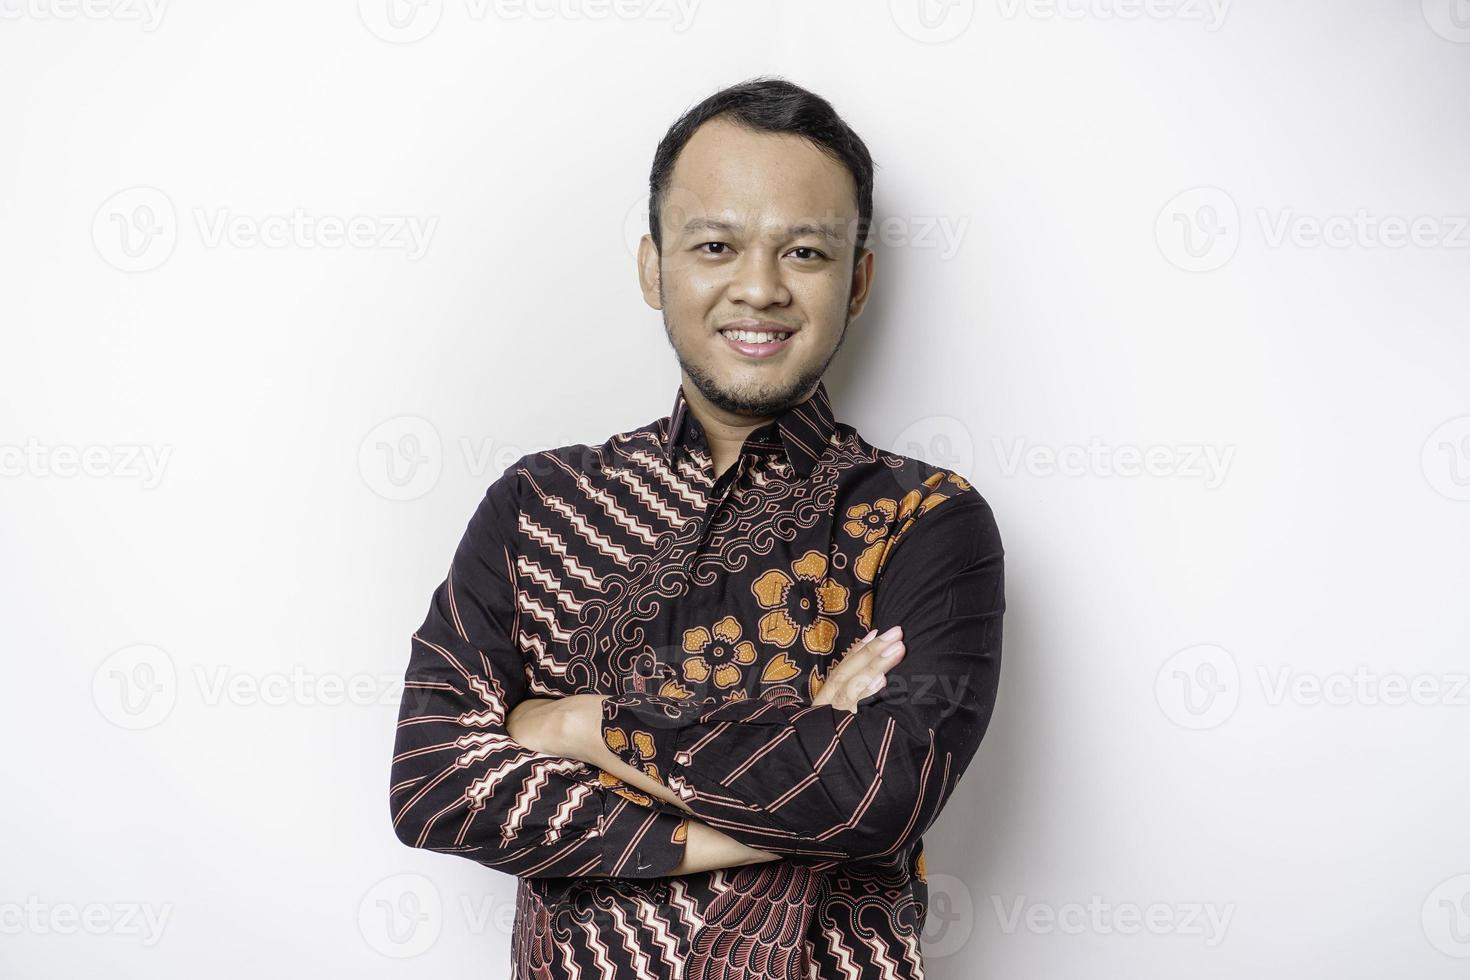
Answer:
[{"left": 717, "top": 323, "right": 797, "bottom": 359}]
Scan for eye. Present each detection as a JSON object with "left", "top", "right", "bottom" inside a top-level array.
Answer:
[
  {"left": 697, "top": 242, "right": 730, "bottom": 255},
  {"left": 788, "top": 246, "right": 827, "bottom": 261}
]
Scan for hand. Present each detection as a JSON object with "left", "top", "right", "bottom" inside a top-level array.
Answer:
[
  {"left": 673, "top": 817, "right": 780, "bottom": 874},
  {"left": 811, "top": 625, "right": 906, "bottom": 713}
]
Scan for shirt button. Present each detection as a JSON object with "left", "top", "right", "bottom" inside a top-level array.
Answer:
[{"left": 674, "top": 751, "right": 691, "bottom": 766}]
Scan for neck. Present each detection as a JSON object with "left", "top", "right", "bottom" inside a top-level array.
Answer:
[{"left": 679, "top": 375, "right": 811, "bottom": 479}]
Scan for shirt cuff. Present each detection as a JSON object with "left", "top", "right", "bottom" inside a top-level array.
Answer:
[
  {"left": 600, "top": 693, "right": 707, "bottom": 804},
  {"left": 593, "top": 769, "right": 690, "bottom": 877}
]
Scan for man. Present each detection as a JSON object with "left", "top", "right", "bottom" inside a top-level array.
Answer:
[{"left": 390, "top": 76, "right": 1004, "bottom": 979}]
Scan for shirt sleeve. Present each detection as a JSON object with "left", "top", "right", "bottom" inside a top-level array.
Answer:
[
  {"left": 390, "top": 463, "right": 690, "bottom": 879},
  {"left": 597, "top": 483, "right": 1004, "bottom": 864}
]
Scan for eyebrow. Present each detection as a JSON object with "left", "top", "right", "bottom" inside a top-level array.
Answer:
[{"left": 681, "top": 217, "right": 845, "bottom": 243}]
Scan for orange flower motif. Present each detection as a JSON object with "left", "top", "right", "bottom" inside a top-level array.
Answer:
[
  {"left": 896, "top": 471, "right": 948, "bottom": 522},
  {"left": 854, "top": 538, "right": 888, "bottom": 584},
  {"left": 842, "top": 498, "right": 898, "bottom": 544},
  {"left": 597, "top": 770, "right": 653, "bottom": 807},
  {"left": 808, "top": 666, "right": 827, "bottom": 701},
  {"left": 886, "top": 473, "right": 954, "bottom": 553},
  {"left": 751, "top": 550, "right": 850, "bottom": 656},
  {"left": 760, "top": 652, "right": 802, "bottom": 684},
  {"left": 681, "top": 615, "right": 758, "bottom": 690},
  {"left": 657, "top": 678, "right": 695, "bottom": 700},
  {"left": 602, "top": 725, "right": 661, "bottom": 782}
]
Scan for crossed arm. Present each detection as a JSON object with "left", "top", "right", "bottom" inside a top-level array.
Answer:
[
  {"left": 389, "top": 463, "right": 1004, "bottom": 879},
  {"left": 389, "top": 466, "right": 694, "bottom": 879},
  {"left": 507, "top": 625, "right": 916, "bottom": 871},
  {"left": 515, "top": 487, "right": 1004, "bottom": 868}
]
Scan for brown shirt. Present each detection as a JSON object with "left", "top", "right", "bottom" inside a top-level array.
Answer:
[{"left": 390, "top": 379, "right": 1005, "bottom": 978}]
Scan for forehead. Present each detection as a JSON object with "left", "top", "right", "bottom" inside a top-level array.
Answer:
[{"left": 664, "top": 116, "right": 858, "bottom": 234}]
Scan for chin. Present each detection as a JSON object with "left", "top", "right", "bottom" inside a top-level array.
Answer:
[{"left": 694, "top": 368, "right": 814, "bottom": 417}]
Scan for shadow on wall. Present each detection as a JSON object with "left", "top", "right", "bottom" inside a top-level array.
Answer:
[{"left": 824, "top": 225, "right": 1042, "bottom": 975}]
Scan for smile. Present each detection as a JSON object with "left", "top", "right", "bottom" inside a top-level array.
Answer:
[{"left": 719, "top": 327, "right": 794, "bottom": 358}]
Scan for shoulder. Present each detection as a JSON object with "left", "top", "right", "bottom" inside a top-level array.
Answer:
[
  {"left": 841, "top": 427, "right": 1001, "bottom": 558},
  {"left": 486, "top": 413, "right": 669, "bottom": 505}
]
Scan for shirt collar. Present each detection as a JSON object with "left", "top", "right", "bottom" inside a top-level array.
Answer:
[{"left": 660, "top": 379, "right": 838, "bottom": 478}]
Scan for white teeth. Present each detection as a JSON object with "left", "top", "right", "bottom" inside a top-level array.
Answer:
[{"left": 722, "top": 329, "right": 791, "bottom": 344}]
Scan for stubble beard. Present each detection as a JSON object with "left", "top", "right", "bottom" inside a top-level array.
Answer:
[{"left": 658, "top": 281, "right": 851, "bottom": 418}]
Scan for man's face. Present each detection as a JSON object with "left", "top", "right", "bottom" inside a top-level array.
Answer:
[{"left": 637, "top": 117, "right": 874, "bottom": 418}]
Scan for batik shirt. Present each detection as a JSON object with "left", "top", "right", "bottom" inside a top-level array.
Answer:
[{"left": 390, "top": 379, "right": 1005, "bottom": 979}]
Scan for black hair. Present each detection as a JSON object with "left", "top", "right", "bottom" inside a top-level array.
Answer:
[{"left": 647, "top": 76, "right": 875, "bottom": 259}]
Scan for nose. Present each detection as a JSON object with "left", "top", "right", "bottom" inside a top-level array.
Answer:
[{"left": 726, "top": 249, "right": 790, "bottom": 308}]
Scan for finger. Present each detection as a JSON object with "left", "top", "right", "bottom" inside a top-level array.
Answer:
[
  {"left": 834, "top": 634, "right": 907, "bottom": 689},
  {"left": 832, "top": 671, "right": 887, "bottom": 713},
  {"left": 814, "top": 627, "right": 906, "bottom": 709},
  {"left": 833, "top": 626, "right": 903, "bottom": 678},
  {"left": 819, "top": 630, "right": 903, "bottom": 702},
  {"left": 813, "top": 630, "right": 877, "bottom": 705}
]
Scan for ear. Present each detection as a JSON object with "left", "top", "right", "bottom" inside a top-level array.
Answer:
[
  {"left": 637, "top": 234, "right": 663, "bottom": 310},
  {"left": 847, "top": 247, "right": 875, "bottom": 321}
]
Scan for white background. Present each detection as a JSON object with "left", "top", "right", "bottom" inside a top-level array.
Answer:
[{"left": 2, "top": 1, "right": 1468, "bottom": 977}]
